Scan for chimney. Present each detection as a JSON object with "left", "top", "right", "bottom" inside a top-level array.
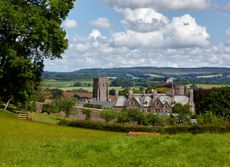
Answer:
[
  {"left": 142, "top": 88, "right": 146, "bottom": 96},
  {"left": 115, "top": 90, "right": 119, "bottom": 97},
  {"left": 152, "top": 89, "right": 157, "bottom": 99},
  {"left": 128, "top": 89, "right": 133, "bottom": 99}
]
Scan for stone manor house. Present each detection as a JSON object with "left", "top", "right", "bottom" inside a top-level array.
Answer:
[{"left": 93, "top": 77, "right": 195, "bottom": 113}]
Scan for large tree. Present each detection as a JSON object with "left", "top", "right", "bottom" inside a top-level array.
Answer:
[
  {"left": 199, "top": 87, "right": 230, "bottom": 120},
  {"left": 0, "top": 0, "right": 75, "bottom": 108}
]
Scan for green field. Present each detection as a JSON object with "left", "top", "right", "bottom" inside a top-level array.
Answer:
[
  {"left": 42, "top": 80, "right": 122, "bottom": 92},
  {"left": 0, "top": 111, "right": 230, "bottom": 167},
  {"left": 195, "top": 84, "right": 230, "bottom": 89}
]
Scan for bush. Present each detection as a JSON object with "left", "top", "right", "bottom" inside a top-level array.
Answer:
[
  {"left": 42, "top": 103, "right": 58, "bottom": 114},
  {"left": 83, "top": 103, "right": 102, "bottom": 109},
  {"left": 162, "top": 125, "right": 230, "bottom": 134},
  {"left": 58, "top": 119, "right": 230, "bottom": 134},
  {"left": 198, "top": 87, "right": 230, "bottom": 120},
  {"left": 100, "top": 109, "right": 116, "bottom": 122},
  {"left": 146, "top": 113, "right": 168, "bottom": 126},
  {"left": 82, "top": 109, "right": 92, "bottom": 120},
  {"left": 173, "top": 104, "right": 191, "bottom": 125},
  {"left": 116, "top": 109, "right": 147, "bottom": 125},
  {"left": 58, "top": 119, "right": 160, "bottom": 133},
  {"left": 197, "top": 111, "right": 229, "bottom": 125}
]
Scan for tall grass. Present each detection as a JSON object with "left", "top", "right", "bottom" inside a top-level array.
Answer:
[{"left": 0, "top": 112, "right": 230, "bottom": 167}]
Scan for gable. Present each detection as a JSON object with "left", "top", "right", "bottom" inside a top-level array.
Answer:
[
  {"left": 151, "top": 97, "right": 163, "bottom": 108},
  {"left": 126, "top": 97, "right": 140, "bottom": 107}
]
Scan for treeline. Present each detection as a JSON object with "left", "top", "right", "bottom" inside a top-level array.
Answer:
[{"left": 43, "top": 67, "right": 230, "bottom": 85}]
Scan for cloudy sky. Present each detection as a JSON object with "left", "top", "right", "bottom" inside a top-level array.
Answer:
[{"left": 44, "top": 0, "right": 230, "bottom": 72}]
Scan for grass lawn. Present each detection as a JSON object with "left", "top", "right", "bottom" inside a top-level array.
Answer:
[{"left": 0, "top": 111, "right": 230, "bottom": 167}]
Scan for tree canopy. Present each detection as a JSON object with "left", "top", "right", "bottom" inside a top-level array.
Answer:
[
  {"left": 0, "top": 0, "right": 75, "bottom": 107},
  {"left": 199, "top": 87, "right": 230, "bottom": 120}
]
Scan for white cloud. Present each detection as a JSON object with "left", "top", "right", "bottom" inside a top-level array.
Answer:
[
  {"left": 165, "top": 14, "right": 210, "bottom": 47},
  {"left": 89, "top": 18, "right": 112, "bottom": 29},
  {"left": 89, "top": 29, "right": 102, "bottom": 39},
  {"left": 103, "top": 0, "right": 211, "bottom": 10},
  {"left": 44, "top": 2, "right": 230, "bottom": 72},
  {"left": 112, "top": 30, "right": 164, "bottom": 48},
  {"left": 64, "top": 19, "right": 78, "bottom": 29},
  {"left": 44, "top": 27, "right": 229, "bottom": 72},
  {"left": 112, "top": 11, "right": 209, "bottom": 48},
  {"left": 226, "top": 27, "right": 230, "bottom": 37},
  {"left": 118, "top": 8, "right": 168, "bottom": 32}
]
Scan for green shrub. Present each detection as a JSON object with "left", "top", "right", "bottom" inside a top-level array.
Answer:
[
  {"left": 58, "top": 119, "right": 230, "bottom": 134},
  {"left": 83, "top": 103, "right": 102, "bottom": 109},
  {"left": 116, "top": 109, "right": 147, "bottom": 125},
  {"left": 146, "top": 113, "right": 168, "bottom": 126},
  {"left": 100, "top": 109, "right": 116, "bottom": 122},
  {"left": 42, "top": 103, "right": 58, "bottom": 114},
  {"left": 197, "top": 111, "right": 229, "bottom": 125},
  {"left": 162, "top": 125, "right": 230, "bottom": 134},
  {"left": 173, "top": 104, "right": 191, "bottom": 125},
  {"left": 58, "top": 119, "right": 160, "bottom": 133},
  {"left": 82, "top": 109, "right": 92, "bottom": 120}
]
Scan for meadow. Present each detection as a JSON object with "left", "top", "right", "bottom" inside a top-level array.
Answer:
[
  {"left": 195, "top": 84, "right": 230, "bottom": 89},
  {"left": 42, "top": 79, "right": 122, "bottom": 92},
  {"left": 0, "top": 111, "right": 230, "bottom": 167}
]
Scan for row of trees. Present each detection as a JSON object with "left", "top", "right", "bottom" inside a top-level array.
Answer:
[{"left": 194, "top": 87, "right": 230, "bottom": 120}]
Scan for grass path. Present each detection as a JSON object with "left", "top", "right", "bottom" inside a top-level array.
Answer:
[{"left": 0, "top": 111, "right": 230, "bottom": 167}]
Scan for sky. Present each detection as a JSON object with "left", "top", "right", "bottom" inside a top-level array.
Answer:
[{"left": 44, "top": 0, "right": 230, "bottom": 72}]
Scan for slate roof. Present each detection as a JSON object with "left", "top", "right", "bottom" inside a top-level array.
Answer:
[
  {"left": 114, "top": 94, "right": 189, "bottom": 107},
  {"left": 174, "top": 96, "right": 189, "bottom": 105},
  {"left": 115, "top": 96, "right": 127, "bottom": 107}
]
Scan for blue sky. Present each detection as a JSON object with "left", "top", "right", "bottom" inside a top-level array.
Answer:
[{"left": 45, "top": 0, "right": 230, "bottom": 72}]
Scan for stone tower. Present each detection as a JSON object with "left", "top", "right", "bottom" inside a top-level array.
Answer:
[
  {"left": 174, "top": 85, "right": 185, "bottom": 96},
  {"left": 93, "top": 77, "right": 109, "bottom": 102}
]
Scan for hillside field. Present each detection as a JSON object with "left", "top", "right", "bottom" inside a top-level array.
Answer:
[{"left": 0, "top": 111, "right": 230, "bottom": 167}]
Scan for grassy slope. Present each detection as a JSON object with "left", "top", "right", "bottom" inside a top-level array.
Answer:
[{"left": 0, "top": 112, "right": 230, "bottom": 167}]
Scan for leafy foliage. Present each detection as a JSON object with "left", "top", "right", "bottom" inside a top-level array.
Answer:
[
  {"left": 42, "top": 97, "right": 75, "bottom": 117},
  {"left": 82, "top": 108, "right": 92, "bottom": 120},
  {"left": 173, "top": 104, "right": 191, "bottom": 124},
  {"left": 197, "top": 111, "right": 229, "bottom": 125},
  {"left": 50, "top": 89, "right": 64, "bottom": 99},
  {"left": 100, "top": 109, "right": 116, "bottom": 122},
  {"left": 0, "top": 0, "right": 75, "bottom": 107},
  {"left": 199, "top": 87, "right": 230, "bottom": 120}
]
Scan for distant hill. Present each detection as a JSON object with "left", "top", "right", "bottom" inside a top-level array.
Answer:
[{"left": 43, "top": 67, "right": 230, "bottom": 80}]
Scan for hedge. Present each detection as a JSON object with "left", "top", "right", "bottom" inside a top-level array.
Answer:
[
  {"left": 83, "top": 103, "right": 102, "bottom": 109},
  {"left": 58, "top": 119, "right": 230, "bottom": 134},
  {"left": 58, "top": 120, "right": 160, "bottom": 133},
  {"left": 162, "top": 125, "right": 230, "bottom": 134}
]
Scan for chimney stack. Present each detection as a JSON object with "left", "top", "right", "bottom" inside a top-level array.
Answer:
[{"left": 128, "top": 89, "right": 133, "bottom": 99}]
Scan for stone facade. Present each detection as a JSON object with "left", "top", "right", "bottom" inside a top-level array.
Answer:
[
  {"left": 114, "top": 86, "right": 194, "bottom": 113},
  {"left": 93, "top": 77, "right": 109, "bottom": 102}
]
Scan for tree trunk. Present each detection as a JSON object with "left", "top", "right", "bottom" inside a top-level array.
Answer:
[{"left": 4, "top": 98, "right": 11, "bottom": 111}]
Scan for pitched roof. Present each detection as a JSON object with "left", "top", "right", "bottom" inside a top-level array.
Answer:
[
  {"left": 115, "top": 96, "right": 127, "bottom": 107},
  {"left": 114, "top": 94, "right": 189, "bottom": 107},
  {"left": 174, "top": 96, "right": 189, "bottom": 105},
  {"left": 158, "top": 95, "right": 173, "bottom": 105}
]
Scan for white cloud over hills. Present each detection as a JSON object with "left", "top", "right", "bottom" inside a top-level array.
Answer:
[{"left": 44, "top": 0, "right": 230, "bottom": 72}]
